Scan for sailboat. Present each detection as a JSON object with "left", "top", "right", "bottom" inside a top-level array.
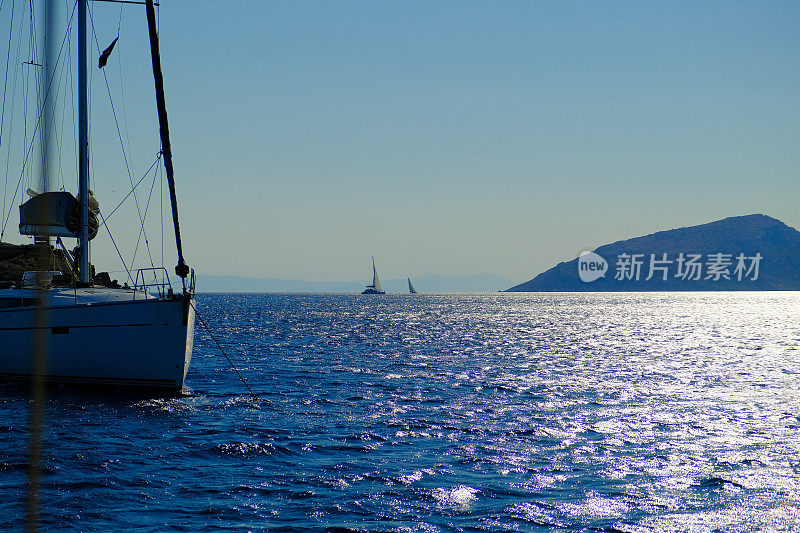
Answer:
[
  {"left": 0, "top": 0, "right": 195, "bottom": 390},
  {"left": 408, "top": 277, "right": 417, "bottom": 294},
  {"left": 362, "top": 257, "right": 385, "bottom": 294}
]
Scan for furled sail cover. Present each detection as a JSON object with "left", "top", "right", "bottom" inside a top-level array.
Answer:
[{"left": 19, "top": 191, "right": 99, "bottom": 240}]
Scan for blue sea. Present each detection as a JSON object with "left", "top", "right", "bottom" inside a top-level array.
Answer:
[{"left": 2, "top": 292, "right": 800, "bottom": 531}]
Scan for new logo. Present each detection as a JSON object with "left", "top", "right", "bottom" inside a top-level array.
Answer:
[{"left": 578, "top": 251, "right": 607, "bottom": 282}]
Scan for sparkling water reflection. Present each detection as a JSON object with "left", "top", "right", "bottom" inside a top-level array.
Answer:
[{"left": 1, "top": 292, "right": 799, "bottom": 531}]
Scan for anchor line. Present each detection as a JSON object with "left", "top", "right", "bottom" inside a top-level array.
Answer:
[{"left": 191, "top": 302, "right": 255, "bottom": 396}]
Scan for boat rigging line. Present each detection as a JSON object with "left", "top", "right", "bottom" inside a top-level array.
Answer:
[
  {"left": 192, "top": 302, "right": 256, "bottom": 397},
  {"left": 0, "top": 0, "right": 16, "bottom": 180},
  {"left": 1, "top": 0, "right": 17, "bottom": 226},
  {"left": 98, "top": 208, "right": 136, "bottom": 286},
  {"left": 87, "top": 3, "right": 156, "bottom": 269},
  {"left": 92, "top": 0, "right": 160, "bottom": 6},
  {"left": 99, "top": 150, "right": 161, "bottom": 223},
  {"left": 0, "top": 0, "right": 77, "bottom": 238},
  {"left": 129, "top": 146, "right": 159, "bottom": 269}
]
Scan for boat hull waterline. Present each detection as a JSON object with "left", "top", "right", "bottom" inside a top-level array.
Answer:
[
  {"left": 0, "top": 294, "right": 194, "bottom": 390},
  {"left": 361, "top": 288, "right": 385, "bottom": 295}
]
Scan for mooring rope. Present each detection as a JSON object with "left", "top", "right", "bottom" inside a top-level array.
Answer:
[{"left": 191, "top": 302, "right": 255, "bottom": 396}]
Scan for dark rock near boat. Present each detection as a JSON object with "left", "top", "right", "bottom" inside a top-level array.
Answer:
[
  {"left": 93, "top": 271, "right": 121, "bottom": 289},
  {"left": 507, "top": 214, "right": 800, "bottom": 291},
  {"left": 0, "top": 242, "right": 74, "bottom": 286},
  {"left": 0, "top": 242, "right": 118, "bottom": 288}
]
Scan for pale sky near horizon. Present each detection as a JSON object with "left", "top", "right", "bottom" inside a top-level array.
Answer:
[{"left": 1, "top": 1, "right": 798, "bottom": 283}]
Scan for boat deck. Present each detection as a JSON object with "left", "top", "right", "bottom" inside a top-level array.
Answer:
[{"left": 0, "top": 287, "right": 160, "bottom": 310}]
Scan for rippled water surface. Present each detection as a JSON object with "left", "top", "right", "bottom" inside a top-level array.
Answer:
[{"left": 2, "top": 292, "right": 800, "bottom": 531}]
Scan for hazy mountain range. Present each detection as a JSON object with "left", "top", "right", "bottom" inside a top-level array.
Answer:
[
  {"left": 199, "top": 214, "right": 797, "bottom": 293},
  {"left": 197, "top": 273, "right": 513, "bottom": 293},
  {"left": 508, "top": 214, "right": 800, "bottom": 291}
]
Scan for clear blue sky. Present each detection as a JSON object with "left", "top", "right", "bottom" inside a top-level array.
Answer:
[{"left": 2, "top": 1, "right": 799, "bottom": 283}]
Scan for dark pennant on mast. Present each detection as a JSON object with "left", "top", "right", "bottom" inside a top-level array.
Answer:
[{"left": 145, "top": 0, "right": 189, "bottom": 280}]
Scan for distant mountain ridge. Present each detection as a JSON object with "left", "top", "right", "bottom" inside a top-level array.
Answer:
[
  {"left": 507, "top": 214, "right": 800, "bottom": 291},
  {"left": 197, "top": 273, "right": 513, "bottom": 293}
]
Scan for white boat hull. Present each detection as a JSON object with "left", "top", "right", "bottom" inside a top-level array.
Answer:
[{"left": 0, "top": 294, "right": 195, "bottom": 390}]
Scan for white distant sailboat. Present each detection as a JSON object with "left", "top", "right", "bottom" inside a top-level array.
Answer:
[
  {"left": 0, "top": 0, "right": 195, "bottom": 390},
  {"left": 408, "top": 277, "right": 417, "bottom": 294},
  {"left": 362, "top": 257, "right": 385, "bottom": 294}
]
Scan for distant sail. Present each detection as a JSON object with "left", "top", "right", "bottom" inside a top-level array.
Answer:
[
  {"left": 373, "top": 258, "right": 382, "bottom": 292},
  {"left": 408, "top": 277, "right": 417, "bottom": 294}
]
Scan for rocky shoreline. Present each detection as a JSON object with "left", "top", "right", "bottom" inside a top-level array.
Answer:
[{"left": 0, "top": 242, "right": 120, "bottom": 288}]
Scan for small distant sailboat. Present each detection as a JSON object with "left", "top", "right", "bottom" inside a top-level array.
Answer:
[
  {"left": 408, "top": 277, "right": 417, "bottom": 294},
  {"left": 362, "top": 257, "right": 385, "bottom": 294}
]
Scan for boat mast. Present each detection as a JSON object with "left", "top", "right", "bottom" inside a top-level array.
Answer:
[
  {"left": 78, "top": 0, "right": 90, "bottom": 283},
  {"left": 42, "top": 2, "right": 56, "bottom": 198},
  {"left": 145, "top": 0, "right": 189, "bottom": 284}
]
